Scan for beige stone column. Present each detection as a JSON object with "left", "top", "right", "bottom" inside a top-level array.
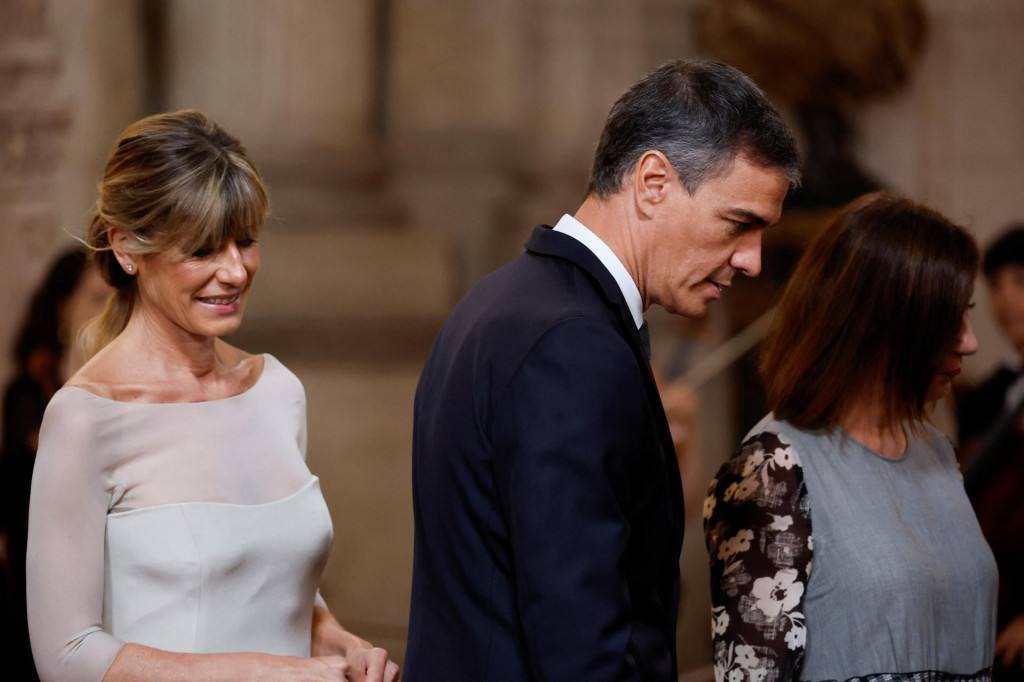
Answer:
[
  {"left": 388, "top": 0, "right": 529, "bottom": 290},
  {"left": 164, "top": 0, "right": 373, "bottom": 153},
  {"left": 0, "top": 0, "right": 70, "bottom": 384},
  {"left": 48, "top": 0, "right": 146, "bottom": 245},
  {"left": 161, "top": 0, "right": 380, "bottom": 230},
  {"left": 515, "top": 0, "right": 701, "bottom": 236},
  {"left": 388, "top": 0, "right": 701, "bottom": 285}
]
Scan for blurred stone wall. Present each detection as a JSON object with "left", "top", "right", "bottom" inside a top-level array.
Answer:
[
  {"left": 1, "top": 0, "right": 1022, "bottom": 672},
  {"left": 0, "top": 0, "right": 70, "bottom": 387}
]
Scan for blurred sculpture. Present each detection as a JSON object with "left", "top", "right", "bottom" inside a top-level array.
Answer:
[{"left": 697, "top": 0, "right": 928, "bottom": 206}]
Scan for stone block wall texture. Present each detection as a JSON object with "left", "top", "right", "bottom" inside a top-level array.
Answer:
[{"left": 1, "top": 0, "right": 1021, "bottom": 671}]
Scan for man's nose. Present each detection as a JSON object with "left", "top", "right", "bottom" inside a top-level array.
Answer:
[{"left": 730, "top": 230, "right": 763, "bottom": 278}]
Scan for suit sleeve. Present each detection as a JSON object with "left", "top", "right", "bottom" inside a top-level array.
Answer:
[
  {"left": 27, "top": 390, "right": 125, "bottom": 682},
  {"left": 491, "top": 317, "right": 651, "bottom": 682}
]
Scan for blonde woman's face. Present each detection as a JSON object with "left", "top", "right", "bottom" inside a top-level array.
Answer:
[{"left": 134, "top": 236, "right": 259, "bottom": 340}]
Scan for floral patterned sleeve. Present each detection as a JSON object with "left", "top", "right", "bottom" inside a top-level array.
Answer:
[{"left": 703, "top": 431, "right": 813, "bottom": 682}]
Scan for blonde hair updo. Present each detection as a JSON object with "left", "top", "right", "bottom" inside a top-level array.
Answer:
[{"left": 80, "top": 110, "right": 270, "bottom": 359}]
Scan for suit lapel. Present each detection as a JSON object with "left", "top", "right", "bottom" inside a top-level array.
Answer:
[
  {"left": 525, "top": 225, "right": 685, "bottom": 551},
  {"left": 525, "top": 225, "right": 642, "bottom": 349}
]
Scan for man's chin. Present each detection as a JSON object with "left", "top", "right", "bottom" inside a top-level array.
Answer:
[{"left": 665, "top": 299, "right": 711, "bottom": 320}]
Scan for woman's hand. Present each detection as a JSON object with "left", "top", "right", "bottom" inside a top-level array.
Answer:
[
  {"left": 311, "top": 605, "right": 400, "bottom": 681},
  {"left": 342, "top": 642, "right": 400, "bottom": 682},
  {"left": 997, "top": 615, "right": 1024, "bottom": 670}
]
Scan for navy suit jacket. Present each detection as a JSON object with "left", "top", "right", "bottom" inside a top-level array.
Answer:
[{"left": 405, "top": 225, "right": 685, "bottom": 681}]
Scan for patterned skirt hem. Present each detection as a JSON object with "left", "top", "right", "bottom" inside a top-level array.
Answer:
[{"left": 803, "top": 668, "right": 992, "bottom": 682}]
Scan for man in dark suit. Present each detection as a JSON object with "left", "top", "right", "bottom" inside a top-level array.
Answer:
[{"left": 405, "top": 59, "right": 800, "bottom": 681}]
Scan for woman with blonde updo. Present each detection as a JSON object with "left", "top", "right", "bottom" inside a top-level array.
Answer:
[{"left": 26, "top": 111, "right": 398, "bottom": 682}]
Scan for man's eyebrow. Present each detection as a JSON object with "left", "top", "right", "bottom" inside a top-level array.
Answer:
[{"left": 728, "top": 208, "right": 770, "bottom": 228}]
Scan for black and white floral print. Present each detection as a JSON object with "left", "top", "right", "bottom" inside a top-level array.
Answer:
[{"left": 704, "top": 431, "right": 813, "bottom": 682}]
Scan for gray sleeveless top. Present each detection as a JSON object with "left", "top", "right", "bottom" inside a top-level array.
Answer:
[{"left": 705, "top": 413, "right": 997, "bottom": 682}]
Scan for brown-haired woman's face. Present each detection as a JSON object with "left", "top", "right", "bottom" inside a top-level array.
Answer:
[
  {"left": 925, "top": 314, "right": 978, "bottom": 403},
  {"left": 134, "top": 236, "right": 259, "bottom": 340}
]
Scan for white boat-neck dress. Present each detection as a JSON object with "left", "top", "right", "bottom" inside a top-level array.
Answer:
[{"left": 26, "top": 355, "right": 333, "bottom": 682}]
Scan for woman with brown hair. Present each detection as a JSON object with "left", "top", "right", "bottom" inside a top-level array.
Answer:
[
  {"left": 704, "top": 192, "right": 996, "bottom": 682},
  {"left": 26, "top": 111, "right": 398, "bottom": 682},
  {"left": 1, "top": 248, "right": 109, "bottom": 682}
]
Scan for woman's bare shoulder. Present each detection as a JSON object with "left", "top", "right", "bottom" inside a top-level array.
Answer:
[
  {"left": 215, "top": 339, "right": 260, "bottom": 370},
  {"left": 63, "top": 340, "right": 127, "bottom": 399},
  {"left": 215, "top": 339, "right": 265, "bottom": 390}
]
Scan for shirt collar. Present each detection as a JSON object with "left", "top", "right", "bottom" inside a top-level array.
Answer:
[{"left": 552, "top": 214, "right": 644, "bottom": 329}]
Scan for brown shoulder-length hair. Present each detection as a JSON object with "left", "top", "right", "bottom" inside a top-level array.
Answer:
[{"left": 761, "top": 191, "right": 978, "bottom": 430}]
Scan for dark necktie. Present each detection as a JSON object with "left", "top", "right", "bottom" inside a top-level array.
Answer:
[{"left": 639, "top": 320, "right": 651, "bottom": 360}]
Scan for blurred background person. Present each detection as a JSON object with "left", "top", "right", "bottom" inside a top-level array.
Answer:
[
  {"left": 957, "top": 224, "right": 1024, "bottom": 681},
  {"left": 705, "top": 192, "right": 995, "bottom": 682},
  {"left": 0, "top": 247, "right": 110, "bottom": 682},
  {"left": 26, "top": 110, "right": 397, "bottom": 682}
]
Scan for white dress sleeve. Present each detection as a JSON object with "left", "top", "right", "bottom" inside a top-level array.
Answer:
[
  {"left": 27, "top": 389, "right": 126, "bottom": 682},
  {"left": 295, "top": 385, "right": 329, "bottom": 612}
]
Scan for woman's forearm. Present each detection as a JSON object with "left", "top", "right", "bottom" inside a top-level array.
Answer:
[
  {"left": 101, "top": 643, "right": 347, "bottom": 682},
  {"left": 311, "top": 605, "right": 369, "bottom": 657}
]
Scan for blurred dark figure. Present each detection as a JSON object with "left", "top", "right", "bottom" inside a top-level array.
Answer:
[
  {"left": 0, "top": 248, "right": 110, "bottom": 681},
  {"left": 957, "top": 224, "right": 1024, "bottom": 681}
]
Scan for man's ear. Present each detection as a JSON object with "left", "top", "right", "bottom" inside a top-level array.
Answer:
[{"left": 632, "top": 150, "right": 675, "bottom": 218}]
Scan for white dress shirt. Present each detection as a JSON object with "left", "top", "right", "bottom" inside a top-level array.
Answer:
[{"left": 552, "top": 214, "right": 644, "bottom": 330}]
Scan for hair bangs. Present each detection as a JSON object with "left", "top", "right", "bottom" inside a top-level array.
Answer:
[{"left": 157, "top": 152, "right": 269, "bottom": 255}]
